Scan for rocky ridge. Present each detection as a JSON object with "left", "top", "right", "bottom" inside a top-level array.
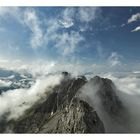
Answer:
[{"left": 0, "top": 72, "right": 129, "bottom": 133}]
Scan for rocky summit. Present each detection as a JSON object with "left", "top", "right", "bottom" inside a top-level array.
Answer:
[{"left": 0, "top": 73, "right": 130, "bottom": 133}]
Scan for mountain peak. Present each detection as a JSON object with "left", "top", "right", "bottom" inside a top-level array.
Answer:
[{"left": 0, "top": 74, "right": 130, "bottom": 133}]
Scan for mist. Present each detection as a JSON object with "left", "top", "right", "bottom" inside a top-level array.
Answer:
[
  {"left": 0, "top": 80, "right": 12, "bottom": 87},
  {"left": 0, "top": 74, "right": 62, "bottom": 120},
  {"left": 104, "top": 73, "right": 140, "bottom": 133},
  {"left": 78, "top": 73, "right": 140, "bottom": 133},
  {"left": 77, "top": 78, "right": 123, "bottom": 133}
]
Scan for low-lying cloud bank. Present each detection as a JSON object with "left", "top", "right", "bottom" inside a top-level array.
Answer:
[
  {"left": 0, "top": 80, "right": 12, "bottom": 87},
  {"left": 102, "top": 73, "right": 140, "bottom": 132},
  {"left": 77, "top": 72, "right": 140, "bottom": 132},
  {"left": 0, "top": 74, "right": 62, "bottom": 120}
]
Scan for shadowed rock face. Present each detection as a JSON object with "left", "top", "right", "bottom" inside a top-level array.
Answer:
[
  {"left": 0, "top": 74, "right": 129, "bottom": 133},
  {"left": 39, "top": 98, "right": 105, "bottom": 133}
]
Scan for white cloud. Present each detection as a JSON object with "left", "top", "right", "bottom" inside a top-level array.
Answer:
[
  {"left": 58, "top": 19, "right": 74, "bottom": 28},
  {"left": 0, "top": 57, "right": 26, "bottom": 71},
  {"left": 96, "top": 43, "right": 104, "bottom": 58},
  {"left": 0, "top": 7, "right": 44, "bottom": 49},
  {"left": 0, "top": 7, "right": 20, "bottom": 18},
  {"left": 7, "top": 75, "right": 15, "bottom": 79},
  {"left": 55, "top": 31, "right": 84, "bottom": 56},
  {"left": 0, "top": 58, "right": 9, "bottom": 64},
  {"left": 60, "top": 7, "right": 100, "bottom": 29},
  {"left": 0, "top": 74, "right": 62, "bottom": 120},
  {"left": 108, "top": 52, "right": 122, "bottom": 67},
  {"left": 0, "top": 80, "right": 12, "bottom": 87},
  {"left": 131, "top": 26, "right": 140, "bottom": 32},
  {"left": 133, "top": 71, "right": 140, "bottom": 74},
  {"left": 103, "top": 73, "right": 140, "bottom": 95},
  {"left": 0, "top": 7, "right": 101, "bottom": 54},
  {"left": 60, "top": 8, "right": 75, "bottom": 28},
  {"left": 27, "top": 60, "right": 56, "bottom": 77},
  {"left": 62, "top": 8, "right": 75, "bottom": 20},
  {"left": 43, "top": 17, "right": 84, "bottom": 56},
  {"left": 24, "top": 60, "right": 95, "bottom": 77},
  {"left": 121, "top": 23, "right": 125, "bottom": 27},
  {"left": 99, "top": 73, "right": 140, "bottom": 132},
  {"left": 128, "top": 13, "right": 140, "bottom": 23},
  {"left": 78, "top": 7, "right": 100, "bottom": 22},
  {"left": 43, "top": 8, "right": 83, "bottom": 55},
  {"left": 23, "top": 9, "right": 43, "bottom": 49}
]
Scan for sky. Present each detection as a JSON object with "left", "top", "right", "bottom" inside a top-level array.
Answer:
[
  {"left": 1, "top": 6, "right": 140, "bottom": 128},
  {"left": 0, "top": 7, "right": 140, "bottom": 74}
]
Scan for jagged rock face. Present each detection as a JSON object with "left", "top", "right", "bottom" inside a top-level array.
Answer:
[
  {"left": 39, "top": 98, "right": 104, "bottom": 133},
  {"left": 12, "top": 75, "right": 105, "bottom": 133}
]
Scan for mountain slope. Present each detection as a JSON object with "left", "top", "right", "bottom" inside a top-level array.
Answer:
[
  {"left": 1, "top": 73, "right": 130, "bottom": 133},
  {"left": 11, "top": 75, "right": 104, "bottom": 133}
]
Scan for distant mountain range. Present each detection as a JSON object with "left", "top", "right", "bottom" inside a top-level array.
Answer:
[{"left": 0, "top": 68, "right": 34, "bottom": 94}]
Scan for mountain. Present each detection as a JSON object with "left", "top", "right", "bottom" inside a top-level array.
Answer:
[
  {"left": 0, "top": 72, "right": 130, "bottom": 133},
  {"left": 0, "top": 68, "right": 34, "bottom": 94}
]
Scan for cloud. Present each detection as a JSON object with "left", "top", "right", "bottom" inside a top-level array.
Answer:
[
  {"left": 78, "top": 7, "right": 100, "bottom": 23},
  {"left": 78, "top": 72, "right": 140, "bottom": 132},
  {"left": 27, "top": 60, "right": 56, "bottom": 77},
  {"left": 0, "top": 7, "right": 101, "bottom": 57},
  {"left": 131, "top": 26, "right": 140, "bottom": 32},
  {"left": 59, "top": 8, "right": 75, "bottom": 28},
  {"left": 61, "top": 7, "right": 100, "bottom": 23},
  {"left": 103, "top": 73, "right": 140, "bottom": 95},
  {"left": 0, "top": 58, "right": 9, "bottom": 64},
  {"left": 121, "top": 23, "right": 125, "bottom": 27},
  {"left": 23, "top": 9, "right": 43, "bottom": 49},
  {"left": 0, "top": 80, "right": 12, "bottom": 87},
  {"left": 0, "top": 7, "right": 20, "bottom": 19},
  {"left": 55, "top": 31, "right": 84, "bottom": 56},
  {"left": 24, "top": 60, "right": 94, "bottom": 77},
  {"left": 43, "top": 17, "right": 84, "bottom": 56},
  {"left": 99, "top": 73, "right": 140, "bottom": 132},
  {"left": 108, "top": 52, "right": 122, "bottom": 67},
  {"left": 95, "top": 43, "right": 104, "bottom": 58},
  {"left": 0, "top": 57, "right": 26, "bottom": 71},
  {"left": 58, "top": 19, "right": 74, "bottom": 28},
  {"left": 0, "top": 74, "right": 63, "bottom": 120},
  {"left": 128, "top": 13, "right": 140, "bottom": 23},
  {"left": 133, "top": 71, "right": 140, "bottom": 74},
  {"left": 0, "top": 7, "right": 44, "bottom": 49},
  {"left": 60, "top": 7, "right": 101, "bottom": 31}
]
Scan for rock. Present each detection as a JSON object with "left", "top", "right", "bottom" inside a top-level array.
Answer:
[
  {"left": 62, "top": 71, "right": 70, "bottom": 77},
  {"left": 39, "top": 98, "right": 105, "bottom": 133}
]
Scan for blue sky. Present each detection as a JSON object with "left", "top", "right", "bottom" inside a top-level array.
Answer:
[{"left": 0, "top": 7, "right": 140, "bottom": 73}]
